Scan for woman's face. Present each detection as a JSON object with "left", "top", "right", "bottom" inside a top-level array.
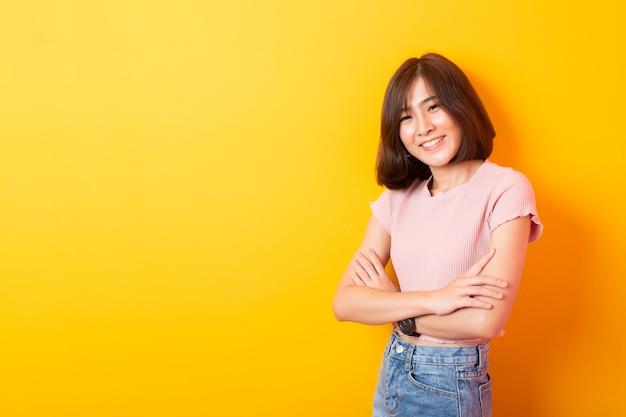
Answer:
[{"left": 399, "top": 77, "right": 462, "bottom": 168}]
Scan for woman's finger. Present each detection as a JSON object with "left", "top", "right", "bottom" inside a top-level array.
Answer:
[
  {"left": 351, "top": 271, "right": 366, "bottom": 286},
  {"left": 466, "top": 275, "right": 508, "bottom": 288},
  {"left": 464, "top": 248, "right": 495, "bottom": 276},
  {"left": 354, "top": 251, "right": 378, "bottom": 279},
  {"left": 351, "top": 258, "right": 370, "bottom": 283},
  {"left": 367, "top": 248, "right": 387, "bottom": 276}
]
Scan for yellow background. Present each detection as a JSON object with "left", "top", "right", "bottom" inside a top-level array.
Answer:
[{"left": 1, "top": 1, "right": 624, "bottom": 416}]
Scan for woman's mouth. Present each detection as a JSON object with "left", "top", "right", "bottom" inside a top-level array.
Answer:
[{"left": 419, "top": 136, "right": 445, "bottom": 148}]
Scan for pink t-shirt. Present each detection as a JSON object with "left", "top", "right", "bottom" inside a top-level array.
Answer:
[{"left": 370, "top": 160, "right": 542, "bottom": 342}]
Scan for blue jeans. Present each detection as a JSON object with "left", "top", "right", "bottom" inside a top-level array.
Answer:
[{"left": 373, "top": 332, "right": 492, "bottom": 417}]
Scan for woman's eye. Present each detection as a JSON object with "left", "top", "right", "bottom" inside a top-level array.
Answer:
[
  {"left": 428, "top": 104, "right": 439, "bottom": 112},
  {"left": 400, "top": 115, "right": 411, "bottom": 122}
]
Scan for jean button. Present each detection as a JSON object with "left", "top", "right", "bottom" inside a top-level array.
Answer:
[{"left": 395, "top": 344, "right": 404, "bottom": 353}]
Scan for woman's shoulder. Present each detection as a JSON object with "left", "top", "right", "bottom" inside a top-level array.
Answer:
[
  {"left": 481, "top": 160, "right": 533, "bottom": 188},
  {"left": 370, "top": 178, "right": 427, "bottom": 224},
  {"left": 479, "top": 161, "right": 538, "bottom": 210},
  {"left": 375, "top": 178, "right": 425, "bottom": 203}
]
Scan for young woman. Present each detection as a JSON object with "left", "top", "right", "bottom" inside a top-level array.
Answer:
[{"left": 332, "top": 53, "right": 542, "bottom": 417}]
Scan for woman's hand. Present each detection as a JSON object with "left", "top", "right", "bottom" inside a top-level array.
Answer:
[
  {"left": 350, "top": 248, "right": 399, "bottom": 292},
  {"left": 427, "top": 249, "right": 508, "bottom": 315}
]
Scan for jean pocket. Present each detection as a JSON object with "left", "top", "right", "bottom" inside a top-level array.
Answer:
[
  {"left": 406, "top": 363, "right": 458, "bottom": 399},
  {"left": 456, "top": 371, "right": 492, "bottom": 417},
  {"left": 479, "top": 374, "right": 492, "bottom": 417}
]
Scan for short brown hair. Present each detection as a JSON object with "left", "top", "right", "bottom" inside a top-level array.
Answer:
[{"left": 376, "top": 53, "right": 495, "bottom": 189}]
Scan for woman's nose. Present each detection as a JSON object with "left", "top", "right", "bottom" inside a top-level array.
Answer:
[{"left": 416, "top": 114, "right": 434, "bottom": 136}]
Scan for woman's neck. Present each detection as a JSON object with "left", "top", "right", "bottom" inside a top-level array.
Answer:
[{"left": 428, "top": 160, "right": 484, "bottom": 195}]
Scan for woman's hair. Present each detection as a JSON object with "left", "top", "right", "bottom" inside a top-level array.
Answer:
[{"left": 376, "top": 53, "right": 496, "bottom": 189}]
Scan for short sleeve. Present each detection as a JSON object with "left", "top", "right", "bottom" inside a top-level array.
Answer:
[
  {"left": 369, "top": 189, "right": 394, "bottom": 234},
  {"left": 489, "top": 171, "right": 543, "bottom": 243}
]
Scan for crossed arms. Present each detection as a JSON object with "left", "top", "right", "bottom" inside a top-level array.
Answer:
[{"left": 332, "top": 214, "right": 531, "bottom": 340}]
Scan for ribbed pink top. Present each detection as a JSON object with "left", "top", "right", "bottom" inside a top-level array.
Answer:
[{"left": 370, "top": 160, "right": 542, "bottom": 342}]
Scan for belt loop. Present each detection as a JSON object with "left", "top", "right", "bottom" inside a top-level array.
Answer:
[
  {"left": 403, "top": 344, "right": 415, "bottom": 372},
  {"left": 477, "top": 344, "right": 485, "bottom": 370}
]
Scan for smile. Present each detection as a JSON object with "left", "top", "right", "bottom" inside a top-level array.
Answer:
[{"left": 419, "top": 136, "right": 445, "bottom": 148}]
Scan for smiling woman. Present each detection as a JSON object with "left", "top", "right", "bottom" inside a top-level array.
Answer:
[
  {"left": 399, "top": 77, "right": 466, "bottom": 173},
  {"left": 332, "top": 53, "right": 543, "bottom": 417}
]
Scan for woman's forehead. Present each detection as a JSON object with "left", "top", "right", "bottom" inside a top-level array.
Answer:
[{"left": 402, "top": 77, "right": 436, "bottom": 108}]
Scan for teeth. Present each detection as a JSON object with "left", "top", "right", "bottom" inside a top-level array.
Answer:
[{"left": 421, "top": 137, "right": 444, "bottom": 148}]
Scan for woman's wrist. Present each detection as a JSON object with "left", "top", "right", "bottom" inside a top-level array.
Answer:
[{"left": 397, "top": 317, "right": 420, "bottom": 337}]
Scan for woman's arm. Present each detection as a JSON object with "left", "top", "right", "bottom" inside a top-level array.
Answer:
[
  {"left": 332, "top": 215, "right": 420, "bottom": 325},
  {"left": 332, "top": 215, "right": 507, "bottom": 326},
  {"left": 413, "top": 216, "right": 532, "bottom": 340}
]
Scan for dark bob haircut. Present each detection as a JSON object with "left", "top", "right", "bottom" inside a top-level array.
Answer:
[{"left": 376, "top": 53, "right": 496, "bottom": 189}]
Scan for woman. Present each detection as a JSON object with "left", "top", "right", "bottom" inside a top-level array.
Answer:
[{"left": 332, "top": 53, "right": 542, "bottom": 417}]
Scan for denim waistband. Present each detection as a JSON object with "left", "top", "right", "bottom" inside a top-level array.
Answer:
[{"left": 385, "top": 331, "right": 490, "bottom": 367}]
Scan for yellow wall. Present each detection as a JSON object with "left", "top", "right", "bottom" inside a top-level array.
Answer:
[{"left": 1, "top": 1, "right": 624, "bottom": 416}]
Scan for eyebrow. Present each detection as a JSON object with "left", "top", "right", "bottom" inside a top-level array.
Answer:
[
  {"left": 401, "top": 95, "right": 438, "bottom": 112},
  {"left": 420, "top": 95, "right": 438, "bottom": 105}
]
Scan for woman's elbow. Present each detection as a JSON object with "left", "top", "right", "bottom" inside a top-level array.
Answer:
[
  {"left": 477, "top": 324, "right": 505, "bottom": 340},
  {"left": 332, "top": 295, "right": 349, "bottom": 322},
  {"left": 472, "top": 310, "right": 508, "bottom": 340}
]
